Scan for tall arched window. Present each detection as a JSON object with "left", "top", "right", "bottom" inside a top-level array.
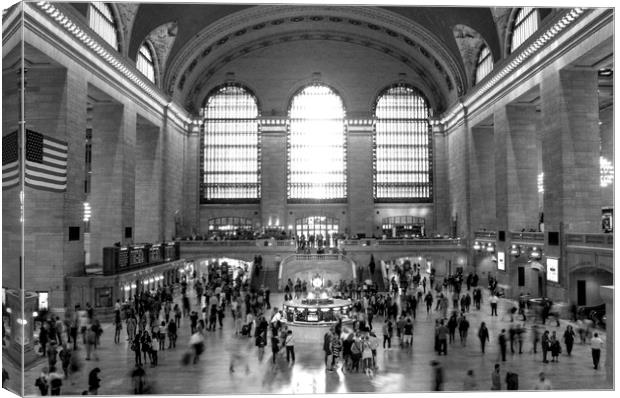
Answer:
[
  {"left": 511, "top": 8, "right": 539, "bottom": 53},
  {"left": 288, "top": 84, "right": 346, "bottom": 201},
  {"left": 374, "top": 85, "right": 432, "bottom": 201},
  {"left": 201, "top": 85, "right": 260, "bottom": 202},
  {"left": 475, "top": 44, "right": 493, "bottom": 84},
  {"left": 137, "top": 43, "right": 155, "bottom": 83},
  {"left": 88, "top": 2, "right": 118, "bottom": 50}
]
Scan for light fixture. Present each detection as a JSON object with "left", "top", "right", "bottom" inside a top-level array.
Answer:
[
  {"left": 486, "top": 243, "right": 495, "bottom": 253},
  {"left": 473, "top": 241, "right": 481, "bottom": 251},
  {"left": 32, "top": 311, "right": 38, "bottom": 317},
  {"left": 83, "top": 202, "right": 91, "bottom": 222},
  {"left": 131, "top": 283, "right": 137, "bottom": 289},
  {"left": 530, "top": 247, "right": 542, "bottom": 259},
  {"left": 510, "top": 244, "right": 520, "bottom": 257}
]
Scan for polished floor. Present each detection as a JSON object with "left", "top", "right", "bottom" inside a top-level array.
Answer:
[{"left": 3, "top": 280, "right": 612, "bottom": 395}]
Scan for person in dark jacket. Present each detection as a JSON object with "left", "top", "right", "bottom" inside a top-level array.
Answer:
[
  {"left": 563, "top": 325, "right": 575, "bottom": 355},
  {"left": 478, "top": 322, "right": 490, "bottom": 353},
  {"left": 88, "top": 368, "right": 101, "bottom": 395}
]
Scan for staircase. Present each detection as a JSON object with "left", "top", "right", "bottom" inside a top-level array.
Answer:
[{"left": 250, "top": 263, "right": 279, "bottom": 292}]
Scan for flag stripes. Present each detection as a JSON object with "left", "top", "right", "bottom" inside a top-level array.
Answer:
[
  {"left": 25, "top": 130, "right": 68, "bottom": 192},
  {"left": 2, "top": 131, "right": 19, "bottom": 189}
]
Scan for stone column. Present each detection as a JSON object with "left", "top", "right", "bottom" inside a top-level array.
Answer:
[
  {"left": 494, "top": 104, "right": 539, "bottom": 232},
  {"left": 134, "top": 116, "right": 163, "bottom": 242},
  {"left": 90, "top": 101, "right": 136, "bottom": 264},
  {"left": 541, "top": 68, "right": 602, "bottom": 234},
  {"left": 469, "top": 126, "right": 496, "bottom": 231},
  {"left": 260, "top": 122, "right": 288, "bottom": 228},
  {"left": 347, "top": 121, "right": 374, "bottom": 238},
  {"left": 432, "top": 126, "right": 450, "bottom": 235}
]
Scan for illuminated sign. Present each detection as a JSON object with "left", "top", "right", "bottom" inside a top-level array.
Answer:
[
  {"left": 497, "top": 251, "right": 505, "bottom": 271},
  {"left": 546, "top": 257, "right": 559, "bottom": 283}
]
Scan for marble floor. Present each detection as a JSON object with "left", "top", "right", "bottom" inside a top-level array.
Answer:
[{"left": 2, "top": 283, "right": 613, "bottom": 396}]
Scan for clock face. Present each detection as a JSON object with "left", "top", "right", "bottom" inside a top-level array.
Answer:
[{"left": 312, "top": 277, "right": 323, "bottom": 289}]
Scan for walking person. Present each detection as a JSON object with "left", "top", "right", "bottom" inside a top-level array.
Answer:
[
  {"left": 113, "top": 310, "right": 122, "bottom": 344},
  {"left": 88, "top": 367, "right": 101, "bottom": 395},
  {"left": 463, "top": 369, "right": 477, "bottom": 391},
  {"left": 590, "top": 332, "right": 603, "bottom": 370},
  {"left": 285, "top": 330, "right": 295, "bottom": 365},
  {"left": 458, "top": 315, "right": 470, "bottom": 346},
  {"left": 550, "top": 331, "right": 561, "bottom": 362},
  {"left": 498, "top": 329, "right": 507, "bottom": 362},
  {"left": 430, "top": 360, "right": 443, "bottom": 391},
  {"left": 541, "top": 330, "right": 550, "bottom": 363},
  {"left": 382, "top": 319, "right": 393, "bottom": 349},
  {"left": 490, "top": 294, "right": 498, "bottom": 316},
  {"left": 491, "top": 363, "right": 501, "bottom": 390},
  {"left": 563, "top": 325, "right": 575, "bottom": 356},
  {"left": 478, "top": 322, "right": 490, "bottom": 353},
  {"left": 167, "top": 319, "right": 177, "bottom": 349},
  {"left": 48, "top": 367, "right": 63, "bottom": 396},
  {"left": 447, "top": 313, "right": 458, "bottom": 344}
]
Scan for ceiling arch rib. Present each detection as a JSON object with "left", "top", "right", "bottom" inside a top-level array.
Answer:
[
  {"left": 165, "top": 5, "right": 468, "bottom": 115},
  {"left": 186, "top": 31, "right": 446, "bottom": 115},
  {"left": 453, "top": 24, "right": 488, "bottom": 89}
]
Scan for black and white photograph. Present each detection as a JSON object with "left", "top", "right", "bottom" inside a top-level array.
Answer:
[{"left": 1, "top": 0, "right": 616, "bottom": 395}]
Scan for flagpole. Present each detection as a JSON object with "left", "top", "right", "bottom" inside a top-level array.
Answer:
[{"left": 19, "top": 2, "right": 27, "bottom": 393}]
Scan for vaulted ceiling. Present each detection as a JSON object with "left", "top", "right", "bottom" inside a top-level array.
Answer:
[{"left": 68, "top": 3, "right": 558, "bottom": 115}]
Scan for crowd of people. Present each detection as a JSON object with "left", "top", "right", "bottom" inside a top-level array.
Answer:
[{"left": 23, "top": 257, "right": 607, "bottom": 394}]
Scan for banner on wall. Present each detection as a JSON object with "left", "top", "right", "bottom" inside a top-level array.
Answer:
[
  {"left": 546, "top": 257, "right": 559, "bottom": 283},
  {"left": 497, "top": 251, "right": 505, "bottom": 271}
]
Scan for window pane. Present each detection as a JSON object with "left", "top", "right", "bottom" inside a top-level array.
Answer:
[
  {"left": 374, "top": 86, "right": 432, "bottom": 201},
  {"left": 137, "top": 43, "right": 155, "bottom": 83},
  {"left": 89, "top": 2, "right": 118, "bottom": 50},
  {"left": 201, "top": 85, "right": 260, "bottom": 201},
  {"left": 475, "top": 45, "right": 493, "bottom": 84},
  {"left": 288, "top": 85, "right": 346, "bottom": 200},
  {"left": 511, "top": 8, "right": 538, "bottom": 52}
]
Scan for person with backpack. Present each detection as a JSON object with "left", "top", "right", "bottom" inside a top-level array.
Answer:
[
  {"left": 458, "top": 315, "right": 470, "bottom": 346},
  {"left": 48, "top": 367, "right": 63, "bottom": 396},
  {"left": 350, "top": 334, "right": 362, "bottom": 372},
  {"left": 167, "top": 319, "right": 177, "bottom": 349},
  {"left": 35, "top": 368, "right": 49, "bottom": 396}
]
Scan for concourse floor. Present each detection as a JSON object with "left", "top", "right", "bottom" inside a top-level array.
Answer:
[{"left": 4, "top": 285, "right": 612, "bottom": 395}]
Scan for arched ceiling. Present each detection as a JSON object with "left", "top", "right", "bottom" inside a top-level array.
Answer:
[{"left": 124, "top": 4, "right": 504, "bottom": 115}]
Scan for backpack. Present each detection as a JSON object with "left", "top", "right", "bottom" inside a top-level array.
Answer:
[{"left": 351, "top": 340, "right": 361, "bottom": 355}]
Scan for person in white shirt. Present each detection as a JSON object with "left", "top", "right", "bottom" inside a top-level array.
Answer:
[
  {"left": 490, "top": 295, "right": 498, "bottom": 316},
  {"left": 285, "top": 330, "right": 295, "bottom": 364},
  {"left": 590, "top": 333, "right": 604, "bottom": 369}
]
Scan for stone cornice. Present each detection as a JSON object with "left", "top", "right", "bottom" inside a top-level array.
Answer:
[{"left": 30, "top": 1, "right": 191, "bottom": 130}]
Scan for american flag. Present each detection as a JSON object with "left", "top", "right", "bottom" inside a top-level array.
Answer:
[
  {"left": 25, "top": 130, "right": 68, "bottom": 192},
  {"left": 2, "top": 131, "right": 19, "bottom": 190}
]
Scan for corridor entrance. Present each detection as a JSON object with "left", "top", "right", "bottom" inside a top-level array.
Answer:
[{"left": 295, "top": 216, "right": 339, "bottom": 247}]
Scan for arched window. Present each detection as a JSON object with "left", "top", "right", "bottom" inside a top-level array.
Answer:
[
  {"left": 288, "top": 84, "right": 346, "bottom": 201},
  {"left": 136, "top": 43, "right": 155, "bottom": 83},
  {"left": 374, "top": 85, "right": 432, "bottom": 201},
  {"left": 511, "top": 8, "right": 539, "bottom": 53},
  {"left": 475, "top": 44, "right": 493, "bottom": 84},
  {"left": 88, "top": 2, "right": 118, "bottom": 50},
  {"left": 201, "top": 85, "right": 260, "bottom": 202}
]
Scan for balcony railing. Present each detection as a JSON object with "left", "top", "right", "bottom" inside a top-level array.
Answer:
[
  {"left": 179, "top": 239, "right": 296, "bottom": 247},
  {"left": 474, "top": 231, "right": 497, "bottom": 240},
  {"left": 510, "top": 231, "right": 545, "bottom": 242},
  {"left": 341, "top": 238, "right": 465, "bottom": 247},
  {"left": 566, "top": 233, "right": 613, "bottom": 248}
]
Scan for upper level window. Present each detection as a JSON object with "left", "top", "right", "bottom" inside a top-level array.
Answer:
[
  {"left": 511, "top": 7, "right": 538, "bottom": 53},
  {"left": 288, "top": 84, "right": 347, "bottom": 201},
  {"left": 374, "top": 85, "right": 432, "bottom": 202},
  {"left": 88, "top": 2, "right": 118, "bottom": 50},
  {"left": 201, "top": 85, "right": 260, "bottom": 202},
  {"left": 475, "top": 44, "right": 493, "bottom": 84},
  {"left": 137, "top": 43, "right": 155, "bottom": 83}
]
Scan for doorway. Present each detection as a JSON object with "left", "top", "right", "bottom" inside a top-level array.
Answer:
[
  {"left": 577, "top": 280, "right": 586, "bottom": 306},
  {"left": 295, "top": 216, "right": 339, "bottom": 246}
]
